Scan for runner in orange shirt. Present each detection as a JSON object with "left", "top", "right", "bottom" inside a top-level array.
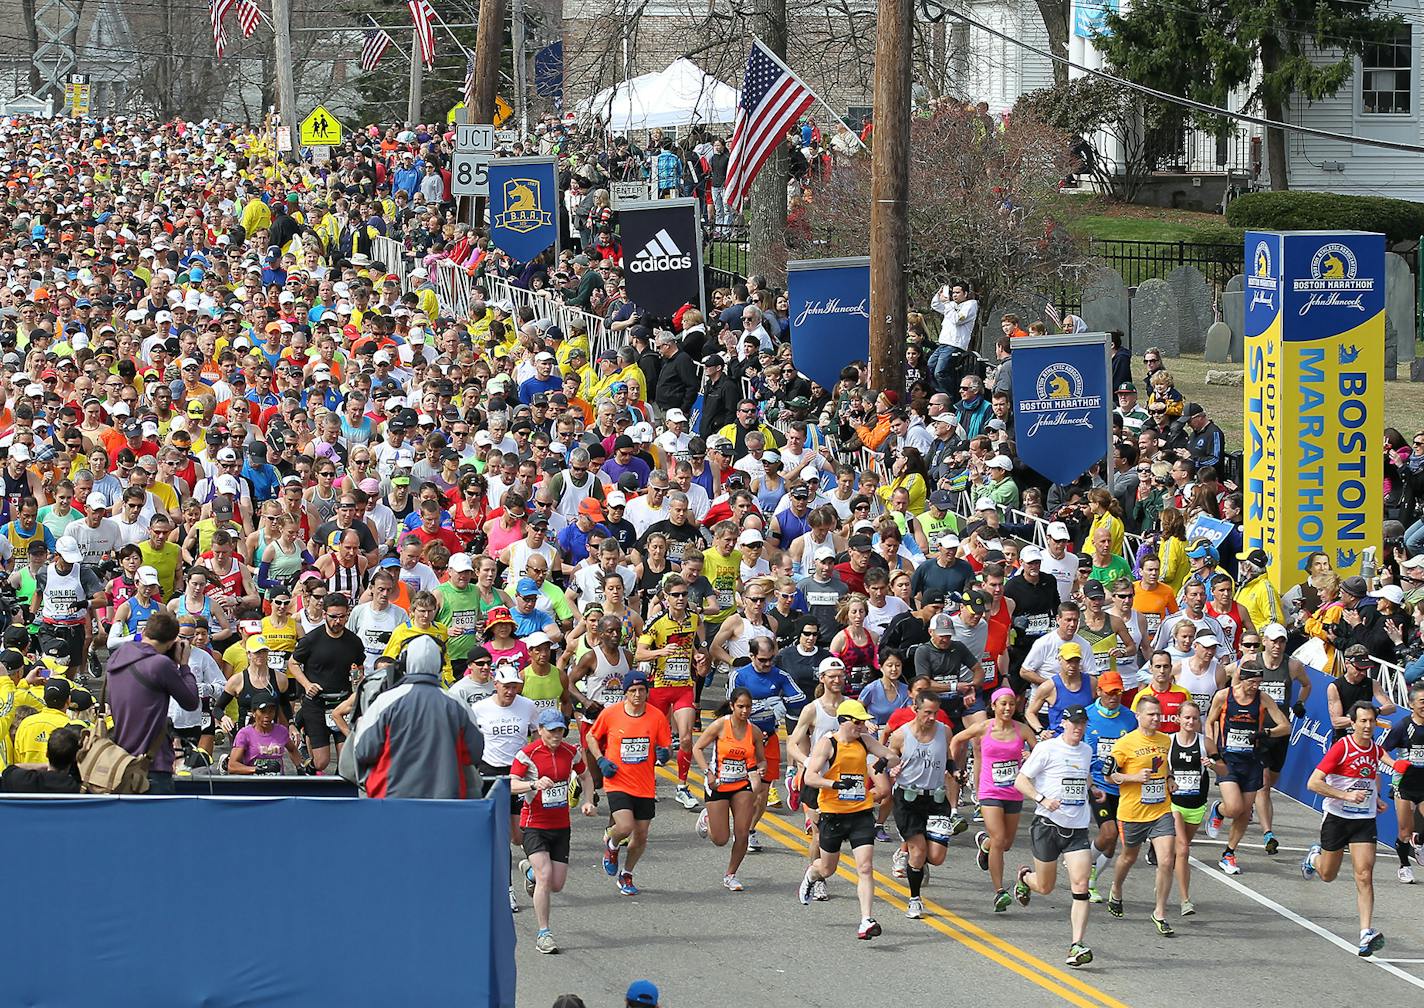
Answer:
[
  {"left": 1132, "top": 556, "right": 1179, "bottom": 642},
  {"left": 586, "top": 668, "right": 673, "bottom": 896}
]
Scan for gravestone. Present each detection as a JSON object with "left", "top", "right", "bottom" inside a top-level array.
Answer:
[
  {"left": 1385, "top": 252, "right": 1416, "bottom": 379},
  {"left": 1080, "top": 266, "right": 1130, "bottom": 337},
  {"left": 1166, "top": 264, "right": 1214, "bottom": 354},
  {"left": 1204, "top": 321, "right": 1233, "bottom": 363},
  {"left": 1131, "top": 277, "right": 1179, "bottom": 357},
  {"left": 1222, "top": 274, "right": 1245, "bottom": 361}
]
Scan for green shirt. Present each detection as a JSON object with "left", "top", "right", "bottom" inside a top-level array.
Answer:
[
  {"left": 436, "top": 582, "right": 485, "bottom": 661},
  {"left": 1089, "top": 555, "right": 1132, "bottom": 587}
]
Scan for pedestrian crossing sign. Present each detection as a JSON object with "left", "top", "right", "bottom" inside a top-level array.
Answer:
[
  {"left": 494, "top": 96, "right": 513, "bottom": 127},
  {"left": 300, "top": 105, "right": 343, "bottom": 146}
]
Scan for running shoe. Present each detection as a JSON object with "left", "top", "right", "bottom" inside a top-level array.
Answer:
[
  {"left": 617, "top": 871, "right": 639, "bottom": 896},
  {"left": 696, "top": 808, "right": 710, "bottom": 840},
  {"left": 519, "top": 858, "right": 536, "bottom": 897},
  {"left": 1358, "top": 929, "right": 1385, "bottom": 957},
  {"left": 857, "top": 917, "right": 882, "bottom": 940},
  {"left": 1066, "top": 943, "right": 1093, "bottom": 968},
  {"left": 798, "top": 867, "right": 817, "bottom": 906},
  {"left": 813, "top": 879, "right": 829, "bottom": 901},
  {"left": 1300, "top": 844, "right": 1320, "bottom": 880},
  {"left": 1414, "top": 843, "right": 1424, "bottom": 869},
  {"left": 675, "top": 785, "right": 700, "bottom": 811},
  {"left": 1152, "top": 915, "right": 1175, "bottom": 937},
  {"left": 1180, "top": 901, "right": 1196, "bottom": 917},
  {"left": 1218, "top": 851, "right": 1242, "bottom": 876},
  {"left": 1087, "top": 865, "right": 1103, "bottom": 903},
  {"left": 948, "top": 812, "right": 969, "bottom": 836},
  {"left": 767, "top": 784, "right": 783, "bottom": 808},
  {"left": 1398, "top": 865, "right": 1416, "bottom": 885},
  {"left": 892, "top": 848, "right": 909, "bottom": 879},
  {"left": 603, "top": 830, "right": 621, "bottom": 876},
  {"left": 875, "top": 824, "right": 893, "bottom": 843},
  {"left": 1205, "top": 801, "right": 1223, "bottom": 839},
  {"left": 747, "top": 830, "right": 762, "bottom": 853},
  {"left": 1146, "top": 844, "right": 1157, "bottom": 867},
  {"left": 1106, "top": 895, "right": 1124, "bottom": 918},
  {"left": 905, "top": 896, "right": 924, "bottom": 919},
  {"left": 786, "top": 769, "right": 801, "bottom": 811},
  {"left": 534, "top": 929, "right": 558, "bottom": 955},
  {"left": 993, "top": 888, "right": 1011, "bottom": 912},
  {"left": 723, "top": 873, "right": 745, "bottom": 892},
  {"left": 1014, "top": 866, "right": 1032, "bottom": 906},
  {"left": 569, "top": 775, "right": 580, "bottom": 807},
  {"left": 1263, "top": 830, "right": 1280, "bottom": 855},
  {"left": 975, "top": 830, "right": 990, "bottom": 872},
  {"left": 509, "top": 887, "right": 520, "bottom": 913}
]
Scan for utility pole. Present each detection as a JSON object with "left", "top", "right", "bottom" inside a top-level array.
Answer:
[
  {"left": 471, "top": 0, "right": 506, "bottom": 121},
  {"left": 746, "top": 0, "right": 788, "bottom": 286},
  {"left": 868, "top": 0, "right": 910, "bottom": 392},
  {"left": 271, "top": 0, "right": 299, "bottom": 161},
  {"left": 407, "top": 29, "right": 423, "bottom": 125},
  {"left": 511, "top": 0, "right": 528, "bottom": 133}
]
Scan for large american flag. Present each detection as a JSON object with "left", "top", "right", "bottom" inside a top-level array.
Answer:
[
  {"left": 360, "top": 27, "right": 393, "bottom": 71},
  {"left": 238, "top": 0, "right": 260, "bottom": 38},
  {"left": 462, "top": 54, "right": 477, "bottom": 109},
  {"left": 407, "top": 0, "right": 437, "bottom": 68},
  {"left": 210, "top": 0, "right": 233, "bottom": 58},
  {"left": 723, "top": 39, "right": 816, "bottom": 212}
]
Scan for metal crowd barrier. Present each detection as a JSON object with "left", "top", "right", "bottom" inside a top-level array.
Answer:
[{"left": 371, "top": 235, "right": 409, "bottom": 284}]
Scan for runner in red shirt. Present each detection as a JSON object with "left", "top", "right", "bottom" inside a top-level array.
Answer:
[{"left": 510, "top": 708, "right": 596, "bottom": 955}]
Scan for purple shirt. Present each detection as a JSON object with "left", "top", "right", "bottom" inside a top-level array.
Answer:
[
  {"left": 600, "top": 455, "right": 650, "bottom": 489},
  {"left": 233, "top": 723, "right": 291, "bottom": 768},
  {"left": 106, "top": 640, "right": 199, "bottom": 774}
]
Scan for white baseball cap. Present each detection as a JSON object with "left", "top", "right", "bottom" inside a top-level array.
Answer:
[
  {"left": 523, "top": 631, "right": 553, "bottom": 650},
  {"left": 1020, "top": 545, "right": 1044, "bottom": 563},
  {"left": 56, "top": 536, "right": 82, "bottom": 562},
  {"left": 974, "top": 496, "right": 996, "bottom": 511},
  {"left": 605, "top": 491, "right": 627, "bottom": 508},
  {"left": 813, "top": 545, "right": 836, "bottom": 562},
  {"left": 665, "top": 408, "right": 687, "bottom": 423},
  {"left": 1046, "top": 521, "right": 1072, "bottom": 541},
  {"left": 137, "top": 565, "right": 161, "bottom": 586},
  {"left": 1261, "top": 623, "right": 1288, "bottom": 640},
  {"left": 85, "top": 491, "right": 108, "bottom": 509},
  {"left": 738, "top": 528, "right": 765, "bottom": 546},
  {"left": 988, "top": 454, "right": 1012, "bottom": 470},
  {"left": 1371, "top": 584, "right": 1405, "bottom": 605},
  {"left": 938, "top": 534, "right": 961, "bottom": 550},
  {"left": 447, "top": 552, "right": 475, "bottom": 573}
]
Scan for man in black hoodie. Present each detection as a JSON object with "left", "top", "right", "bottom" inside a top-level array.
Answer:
[
  {"left": 653, "top": 332, "right": 699, "bottom": 417},
  {"left": 696, "top": 354, "right": 738, "bottom": 437}
]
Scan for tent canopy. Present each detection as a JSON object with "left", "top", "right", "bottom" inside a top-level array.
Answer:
[{"left": 580, "top": 58, "right": 738, "bottom": 133}]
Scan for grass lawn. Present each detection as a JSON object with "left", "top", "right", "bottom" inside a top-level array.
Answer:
[
  {"left": 1165, "top": 353, "right": 1424, "bottom": 445},
  {"left": 1059, "top": 195, "right": 1235, "bottom": 244}
]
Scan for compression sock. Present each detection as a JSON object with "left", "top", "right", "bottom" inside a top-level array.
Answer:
[
  {"left": 678, "top": 746, "right": 692, "bottom": 783},
  {"left": 1398, "top": 840, "right": 1414, "bottom": 869},
  {"left": 1094, "top": 849, "right": 1110, "bottom": 873},
  {"left": 907, "top": 866, "right": 925, "bottom": 898}
]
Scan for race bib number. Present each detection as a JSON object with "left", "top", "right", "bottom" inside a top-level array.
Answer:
[
  {"left": 663, "top": 657, "right": 691, "bottom": 684},
  {"left": 542, "top": 782, "right": 569, "bottom": 808},
  {"left": 1261, "top": 681, "right": 1286, "bottom": 704},
  {"left": 716, "top": 586, "right": 735, "bottom": 608},
  {"left": 925, "top": 815, "right": 952, "bottom": 841},
  {"left": 836, "top": 774, "right": 865, "bottom": 803},
  {"left": 1144, "top": 613, "right": 1162, "bottom": 635},
  {"left": 1409, "top": 746, "right": 1424, "bottom": 767},
  {"left": 1093, "top": 651, "right": 1113, "bottom": 674},
  {"left": 719, "top": 758, "right": 747, "bottom": 783},
  {"left": 1342, "top": 789, "right": 1373, "bottom": 816},
  {"left": 1096, "top": 738, "right": 1115, "bottom": 761},
  {"left": 1174, "top": 770, "right": 1201, "bottom": 794},
  {"left": 620, "top": 737, "right": 650, "bottom": 764},
  {"left": 1225, "top": 727, "right": 1254, "bottom": 754},
  {"left": 1026, "top": 613, "right": 1051, "bottom": 635},
  {"left": 1191, "top": 692, "right": 1213, "bottom": 713},
  {"left": 991, "top": 760, "right": 1018, "bottom": 786},
  {"left": 1061, "top": 776, "right": 1087, "bottom": 806},
  {"left": 268, "top": 651, "right": 287, "bottom": 672},
  {"left": 1141, "top": 776, "right": 1166, "bottom": 804},
  {"left": 806, "top": 591, "right": 839, "bottom": 607},
  {"left": 451, "top": 609, "right": 478, "bottom": 632},
  {"left": 532, "top": 697, "right": 559, "bottom": 712}
]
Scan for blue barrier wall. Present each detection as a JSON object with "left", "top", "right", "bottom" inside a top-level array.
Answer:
[
  {"left": 1274, "top": 666, "right": 1399, "bottom": 842},
  {"left": 0, "top": 786, "right": 516, "bottom": 1008}
]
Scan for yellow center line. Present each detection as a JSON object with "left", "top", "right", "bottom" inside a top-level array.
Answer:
[{"left": 652, "top": 765, "right": 1131, "bottom": 1008}]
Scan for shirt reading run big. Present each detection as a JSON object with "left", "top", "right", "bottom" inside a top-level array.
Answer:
[
  {"left": 437, "top": 581, "right": 484, "bottom": 662},
  {"left": 1110, "top": 727, "right": 1171, "bottom": 822}
]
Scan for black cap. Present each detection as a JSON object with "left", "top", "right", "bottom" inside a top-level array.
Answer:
[
  {"left": 613, "top": 434, "right": 635, "bottom": 451},
  {"left": 961, "top": 588, "right": 990, "bottom": 614},
  {"left": 848, "top": 534, "right": 873, "bottom": 551},
  {"left": 1237, "top": 660, "right": 1264, "bottom": 679},
  {"left": 1183, "top": 403, "right": 1205, "bottom": 419},
  {"left": 253, "top": 696, "right": 279, "bottom": 711},
  {"left": 0, "top": 648, "right": 23, "bottom": 672},
  {"left": 705, "top": 353, "right": 725, "bottom": 368},
  {"left": 1062, "top": 704, "right": 1090, "bottom": 724},
  {"left": 1341, "top": 575, "right": 1369, "bottom": 597},
  {"left": 44, "top": 678, "right": 71, "bottom": 706},
  {"left": 1082, "top": 579, "right": 1106, "bottom": 600},
  {"left": 3, "top": 626, "right": 29, "bottom": 648},
  {"left": 1239, "top": 548, "right": 1269, "bottom": 568}
]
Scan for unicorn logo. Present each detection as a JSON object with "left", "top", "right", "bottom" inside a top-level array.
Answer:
[
  {"left": 493, "top": 176, "right": 553, "bottom": 235},
  {"left": 1320, "top": 253, "right": 1347, "bottom": 279},
  {"left": 1254, "top": 247, "right": 1270, "bottom": 277},
  {"left": 1339, "top": 344, "right": 1360, "bottom": 365},
  {"left": 507, "top": 181, "right": 537, "bottom": 211},
  {"left": 1047, "top": 374, "right": 1072, "bottom": 398}
]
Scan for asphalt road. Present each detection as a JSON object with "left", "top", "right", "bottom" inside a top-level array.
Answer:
[{"left": 514, "top": 760, "right": 1424, "bottom": 1008}]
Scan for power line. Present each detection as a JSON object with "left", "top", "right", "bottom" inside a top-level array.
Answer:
[{"left": 944, "top": 6, "right": 1424, "bottom": 156}]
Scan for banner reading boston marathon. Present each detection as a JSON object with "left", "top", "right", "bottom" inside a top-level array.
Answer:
[
  {"left": 1011, "top": 333, "right": 1113, "bottom": 486},
  {"left": 486, "top": 156, "right": 560, "bottom": 263},
  {"left": 617, "top": 198, "right": 705, "bottom": 320},
  {"left": 786, "top": 257, "right": 870, "bottom": 394},
  {"left": 1243, "top": 230, "right": 1384, "bottom": 593}
]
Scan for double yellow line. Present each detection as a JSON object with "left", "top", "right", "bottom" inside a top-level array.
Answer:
[{"left": 656, "top": 765, "right": 1130, "bottom": 1008}]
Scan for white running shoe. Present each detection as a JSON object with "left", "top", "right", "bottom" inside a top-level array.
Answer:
[
  {"left": 892, "top": 849, "right": 909, "bottom": 878},
  {"left": 509, "top": 886, "right": 519, "bottom": 913},
  {"left": 798, "top": 867, "right": 816, "bottom": 905},
  {"left": 813, "top": 879, "right": 829, "bottom": 901},
  {"left": 1398, "top": 865, "right": 1416, "bottom": 885},
  {"left": 723, "top": 873, "right": 745, "bottom": 892},
  {"left": 675, "top": 785, "right": 700, "bottom": 811},
  {"left": 746, "top": 830, "right": 762, "bottom": 852},
  {"left": 696, "top": 807, "right": 710, "bottom": 840},
  {"left": 905, "top": 896, "right": 924, "bottom": 919}
]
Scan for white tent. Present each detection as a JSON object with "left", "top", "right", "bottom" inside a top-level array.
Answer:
[{"left": 580, "top": 59, "right": 738, "bottom": 133}]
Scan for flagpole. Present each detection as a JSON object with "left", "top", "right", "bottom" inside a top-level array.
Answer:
[
  {"left": 749, "top": 35, "right": 867, "bottom": 152},
  {"left": 366, "top": 13, "right": 413, "bottom": 63},
  {"left": 426, "top": 3, "right": 474, "bottom": 59}
]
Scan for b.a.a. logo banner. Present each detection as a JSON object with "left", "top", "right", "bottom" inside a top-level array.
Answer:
[
  {"left": 617, "top": 198, "right": 704, "bottom": 320},
  {"left": 487, "top": 156, "right": 558, "bottom": 263},
  {"left": 787, "top": 257, "right": 870, "bottom": 393},
  {"left": 1011, "top": 333, "right": 1112, "bottom": 486}
]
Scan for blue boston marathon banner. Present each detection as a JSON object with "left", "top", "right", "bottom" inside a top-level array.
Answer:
[
  {"left": 787, "top": 257, "right": 870, "bottom": 393},
  {"left": 488, "top": 156, "right": 559, "bottom": 263},
  {"left": 1011, "top": 333, "right": 1112, "bottom": 485}
]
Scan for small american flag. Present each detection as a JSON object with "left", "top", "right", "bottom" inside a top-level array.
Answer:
[
  {"left": 462, "top": 53, "right": 476, "bottom": 109},
  {"left": 723, "top": 39, "right": 816, "bottom": 212},
  {"left": 210, "top": 0, "right": 233, "bottom": 58},
  {"left": 407, "top": 0, "right": 436, "bottom": 68},
  {"left": 238, "top": 0, "right": 260, "bottom": 38},
  {"left": 360, "top": 27, "right": 393, "bottom": 71}
]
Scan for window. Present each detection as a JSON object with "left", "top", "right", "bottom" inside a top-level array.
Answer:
[{"left": 1362, "top": 29, "right": 1412, "bottom": 114}]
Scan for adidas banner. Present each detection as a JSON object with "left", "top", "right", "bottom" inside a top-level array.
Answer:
[{"left": 618, "top": 198, "right": 705, "bottom": 320}]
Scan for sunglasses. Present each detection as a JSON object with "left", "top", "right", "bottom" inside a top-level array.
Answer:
[{"left": 666, "top": 591, "right": 688, "bottom": 598}]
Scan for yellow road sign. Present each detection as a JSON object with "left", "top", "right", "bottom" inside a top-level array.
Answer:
[
  {"left": 299, "top": 105, "right": 343, "bottom": 146},
  {"left": 494, "top": 95, "right": 513, "bottom": 127}
]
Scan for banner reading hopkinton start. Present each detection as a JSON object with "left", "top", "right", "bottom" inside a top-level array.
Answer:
[{"left": 1243, "top": 230, "right": 1385, "bottom": 594}]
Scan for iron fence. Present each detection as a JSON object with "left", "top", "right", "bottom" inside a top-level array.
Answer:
[{"left": 1087, "top": 238, "right": 1244, "bottom": 289}]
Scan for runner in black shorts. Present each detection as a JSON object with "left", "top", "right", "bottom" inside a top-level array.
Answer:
[
  {"left": 887, "top": 692, "right": 954, "bottom": 918},
  {"left": 288, "top": 593, "right": 365, "bottom": 774}
]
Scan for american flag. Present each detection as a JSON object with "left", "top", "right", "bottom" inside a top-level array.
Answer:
[
  {"left": 462, "top": 53, "right": 476, "bottom": 109},
  {"left": 238, "top": 0, "right": 260, "bottom": 38},
  {"left": 210, "top": 0, "right": 233, "bottom": 58},
  {"left": 360, "top": 27, "right": 393, "bottom": 71},
  {"left": 723, "top": 39, "right": 816, "bottom": 212},
  {"left": 407, "top": 0, "right": 436, "bottom": 68}
]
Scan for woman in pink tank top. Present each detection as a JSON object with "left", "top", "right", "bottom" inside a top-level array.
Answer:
[{"left": 951, "top": 687, "right": 1036, "bottom": 912}]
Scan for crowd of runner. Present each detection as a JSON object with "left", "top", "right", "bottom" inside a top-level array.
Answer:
[{"left": 0, "top": 112, "right": 1418, "bottom": 970}]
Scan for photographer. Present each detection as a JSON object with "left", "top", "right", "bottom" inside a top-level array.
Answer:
[{"left": 106, "top": 608, "right": 199, "bottom": 795}]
